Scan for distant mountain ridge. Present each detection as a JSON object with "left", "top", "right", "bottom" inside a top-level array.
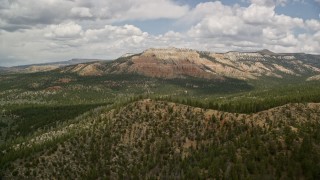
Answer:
[
  {"left": 61, "top": 47, "right": 320, "bottom": 81},
  {"left": 3, "top": 48, "right": 320, "bottom": 81},
  {"left": 0, "top": 59, "right": 108, "bottom": 73},
  {"left": 0, "top": 66, "right": 8, "bottom": 70},
  {"left": 257, "top": 49, "right": 277, "bottom": 55}
]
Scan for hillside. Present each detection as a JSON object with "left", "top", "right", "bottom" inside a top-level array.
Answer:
[
  {"left": 2, "top": 59, "right": 107, "bottom": 74},
  {"left": 1, "top": 48, "right": 320, "bottom": 179},
  {"left": 0, "top": 67, "right": 9, "bottom": 73},
  {"left": 2, "top": 100, "right": 320, "bottom": 179},
  {"left": 61, "top": 48, "right": 320, "bottom": 80},
  {"left": 307, "top": 74, "right": 320, "bottom": 81}
]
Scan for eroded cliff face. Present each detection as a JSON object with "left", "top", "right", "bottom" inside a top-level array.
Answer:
[
  {"left": 115, "top": 48, "right": 220, "bottom": 79},
  {"left": 61, "top": 63, "right": 105, "bottom": 76},
  {"left": 107, "top": 48, "right": 320, "bottom": 79},
  {"left": 62, "top": 47, "right": 320, "bottom": 80},
  {"left": 307, "top": 74, "right": 320, "bottom": 81},
  {"left": 208, "top": 51, "right": 320, "bottom": 79}
]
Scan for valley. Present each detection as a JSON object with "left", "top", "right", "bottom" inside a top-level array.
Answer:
[{"left": 0, "top": 48, "right": 320, "bottom": 179}]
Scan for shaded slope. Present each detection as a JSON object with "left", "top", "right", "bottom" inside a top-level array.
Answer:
[{"left": 2, "top": 100, "right": 320, "bottom": 179}]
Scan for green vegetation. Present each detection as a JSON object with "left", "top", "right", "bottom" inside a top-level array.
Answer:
[
  {"left": 0, "top": 70, "right": 320, "bottom": 179},
  {"left": 159, "top": 80, "right": 320, "bottom": 113},
  {"left": 6, "top": 104, "right": 108, "bottom": 139},
  {"left": 1, "top": 100, "right": 319, "bottom": 179}
]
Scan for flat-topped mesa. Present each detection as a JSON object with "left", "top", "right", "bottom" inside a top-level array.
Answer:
[
  {"left": 111, "top": 47, "right": 320, "bottom": 80},
  {"left": 141, "top": 47, "right": 200, "bottom": 61},
  {"left": 256, "top": 49, "right": 296, "bottom": 60},
  {"left": 223, "top": 50, "right": 298, "bottom": 61},
  {"left": 224, "top": 52, "right": 264, "bottom": 61},
  {"left": 59, "top": 47, "right": 320, "bottom": 80},
  {"left": 121, "top": 47, "right": 218, "bottom": 79},
  {"left": 144, "top": 47, "right": 195, "bottom": 53}
]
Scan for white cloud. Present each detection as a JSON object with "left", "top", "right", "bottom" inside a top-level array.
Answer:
[
  {"left": 242, "top": 4, "right": 275, "bottom": 24},
  {"left": 0, "top": 0, "right": 73, "bottom": 29},
  {"left": 250, "top": 0, "right": 288, "bottom": 6},
  {"left": 0, "top": 0, "right": 319, "bottom": 66},
  {"left": 179, "top": 1, "right": 234, "bottom": 26},
  {"left": 70, "top": 7, "right": 93, "bottom": 18},
  {"left": 263, "top": 27, "right": 284, "bottom": 40},
  {"left": 188, "top": 16, "right": 244, "bottom": 37},
  {"left": 84, "top": 24, "right": 147, "bottom": 41},
  {"left": 0, "top": 0, "right": 189, "bottom": 31},
  {"left": 250, "top": 0, "right": 277, "bottom": 6},
  {"left": 305, "top": 19, "right": 320, "bottom": 31},
  {"left": 79, "top": 0, "right": 189, "bottom": 21},
  {"left": 182, "top": 1, "right": 319, "bottom": 54},
  {"left": 296, "top": 33, "right": 320, "bottom": 52},
  {"left": 272, "top": 15, "right": 304, "bottom": 29},
  {"left": 163, "top": 31, "right": 183, "bottom": 39},
  {"left": 0, "top": 23, "right": 152, "bottom": 66},
  {"left": 122, "top": 0, "right": 188, "bottom": 20},
  {"left": 45, "top": 22, "right": 83, "bottom": 39}
]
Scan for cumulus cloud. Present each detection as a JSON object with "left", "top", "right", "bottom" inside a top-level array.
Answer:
[
  {"left": 45, "top": 22, "right": 83, "bottom": 39},
  {"left": 184, "top": 1, "right": 319, "bottom": 53},
  {"left": 0, "top": 23, "right": 152, "bottom": 66},
  {"left": 250, "top": 0, "right": 288, "bottom": 6},
  {"left": 242, "top": 4, "right": 275, "bottom": 24},
  {"left": 70, "top": 7, "right": 93, "bottom": 18},
  {"left": 250, "top": 0, "right": 277, "bottom": 6},
  {"left": 179, "top": 1, "right": 234, "bottom": 25},
  {"left": 0, "top": 0, "right": 319, "bottom": 66},
  {"left": 306, "top": 19, "right": 320, "bottom": 31},
  {"left": 0, "top": 0, "right": 189, "bottom": 31},
  {"left": 189, "top": 16, "right": 245, "bottom": 37},
  {"left": 120, "top": 0, "right": 188, "bottom": 20},
  {"left": 0, "top": 0, "right": 73, "bottom": 31}
]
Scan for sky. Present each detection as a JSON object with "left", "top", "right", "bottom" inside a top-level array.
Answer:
[{"left": 0, "top": 0, "right": 319, "bottom": 67}]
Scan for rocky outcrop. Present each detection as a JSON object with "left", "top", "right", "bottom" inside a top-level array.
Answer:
[
  {"left": 107, "top": 48, "right": 320, "bottom": 80},
  {"left": 59, "top": 47, "right": 320, "bottom": 80},
  {"left": 25, "top": 65, "right": 60, "bottom": 72},
  {"left": 109, "top": 48, "right": 220, "bottom": 79},
  {"left": 307, "top": 74, "right": 320, "bottom": 81},
  {"left": 61, "top": 63, "right": 105, "bottom": 76},
  {"left": 2, "top": 59, "right": 106, "bottom": 74}
]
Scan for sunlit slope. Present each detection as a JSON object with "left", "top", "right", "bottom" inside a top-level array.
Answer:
[{"left": 2, "top": 100, "right": 320, "bottom": 179}]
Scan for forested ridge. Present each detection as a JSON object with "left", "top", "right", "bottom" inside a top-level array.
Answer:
[
  {"left": 1, "top": 100, "right": 320, "bottom": 179},
  {"left": 0, "top": 69, "right": 320, "bottom": 179}
]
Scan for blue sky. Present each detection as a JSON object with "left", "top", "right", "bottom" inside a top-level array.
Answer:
[
  {"left": 122, "top": 0, "right": 320, "bottom": 34},
  {"left": 0, "top": 0, "right": 319, "bottom": 66}
]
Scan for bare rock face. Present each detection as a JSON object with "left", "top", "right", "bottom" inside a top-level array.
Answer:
[
  {"left": 61, "top": 62, "right": 104, "bottom": 76},
  {"left": 130, "top": 48, "right": 219, "bottom": 79},
  {"left": 108, "top": 48, "right": 320, "bottom": 80},
  {"left": 109, "top": 48, "right": 221, "bottom": 79},
  {"left": 60, "top": 47, "right": 320, "bottom": 80},
  {"left": 207, "top": 52, "right": 320, "bottom": 79},
  {"left": 25, "top": 65, "right": 60, "bottom": 72},
  {"left": 307, "top": 74, "right": 320, "bottom": 81}
]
